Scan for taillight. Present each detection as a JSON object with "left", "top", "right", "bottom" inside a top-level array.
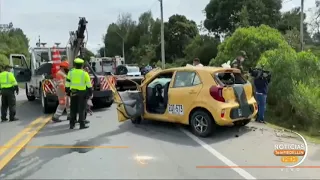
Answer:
[
  {"left": 221, "top": 109, "right": 226, "bottom": 118},
  {"left": 209, "top": 86, "right": 225, "bottom": 102}
]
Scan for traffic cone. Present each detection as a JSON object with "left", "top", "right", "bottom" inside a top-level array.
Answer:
[
  {"left": 52, "top": 47, "right": 61, "bottom": 64},
  {"left": 51, "top": 47, "right": 61, "bottom": 78}
]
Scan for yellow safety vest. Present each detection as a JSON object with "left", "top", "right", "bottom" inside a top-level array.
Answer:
[
  {"left": 0, "top": 71, "right": 18, "bottom": 88},
  {"left": 66, "top": 69, "right": 92, "bottom": 90}
]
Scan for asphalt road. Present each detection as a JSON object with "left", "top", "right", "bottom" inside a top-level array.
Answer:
[{"left": 0, "top": 93, "right": 320, "bottom": 179}]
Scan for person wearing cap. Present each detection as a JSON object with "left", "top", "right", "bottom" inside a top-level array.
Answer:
[
  {"left": 231, "top": 51, "right": 247, "bottom": 73},
  {"left": 0, "top": 65, "right": 19, "bottom": 122},
  {"left": 193, "top": 58, "right": 203, "bottom": 67},
  {"left": 52, "top": 61, "right": 71, "bottom": 122},
  {"left": 65, "top": 58, "right": 92, "bottom": 129}
]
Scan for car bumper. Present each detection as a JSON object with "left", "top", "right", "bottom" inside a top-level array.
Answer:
[{"left": 210, "top": 99, "right": 258, "bottom": 126}]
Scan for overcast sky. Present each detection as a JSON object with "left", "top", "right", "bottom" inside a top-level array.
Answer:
[{"left": 0, "top": 0, "right": 317, "bottom": 53}]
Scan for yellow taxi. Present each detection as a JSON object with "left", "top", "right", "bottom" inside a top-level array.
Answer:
[{"left": 109, "top": 66, "right": 258, "bottom": 137}]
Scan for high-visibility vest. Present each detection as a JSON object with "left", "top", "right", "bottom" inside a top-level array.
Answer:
[
  {"left": 66, "top": 69, "right": 92, "bottom": 90},
  {"left": 55, "top": 70, "right": 67, "bottom": 96},
  {"left": 0, "top": 71, "right": 18, "bottom": 88}
]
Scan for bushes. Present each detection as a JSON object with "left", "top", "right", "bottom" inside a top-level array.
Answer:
[
  {"left": 258, "top": 49, "right": 320, "bottom": 134},
  {"left": 213, "top": 25, "right": 291, "bottom": 68},
  {"left": 0, "top": 28, "right": 29, "bottom": 69}
]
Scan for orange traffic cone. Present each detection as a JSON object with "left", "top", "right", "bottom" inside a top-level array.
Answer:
[{"left": 51, "top": 47, "right": 61, "bottom": 78}]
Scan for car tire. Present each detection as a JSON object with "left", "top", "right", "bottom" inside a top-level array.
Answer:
[
  {"left": 131, "top": 116, "right": 142, "bottom": 124},
  {"left": 235, "top": 119, "right": 251, "bottom": 127},
  {"left": 40, "top": 88, "right": 51, "bottom": 114},
  {"left": 25, "top": 84, "right": 36, "bottom": 101},
  {"left": 190, "top": 110, "right": 215, "bottom": 137}
]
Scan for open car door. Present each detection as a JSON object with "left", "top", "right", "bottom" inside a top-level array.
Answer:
[
  {"left": 107, "top": 78, "right": 144, "bottom": 122},
  {"left": 9, "top": 54, "right": 32, "bottom": 82}
]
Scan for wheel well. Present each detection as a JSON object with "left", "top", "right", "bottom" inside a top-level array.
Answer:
[{"left": 189, "top": 107, "right": 215, "bottom": 125}]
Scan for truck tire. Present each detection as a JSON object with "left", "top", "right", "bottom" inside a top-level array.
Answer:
[
  {"left": 103, "top": 100, "right": 113, "bottom": 108},
  {"left": 25, "top": 83, "right": 36, "bottom": 101},
  {"left": 40, "top": 88, "right": 51, "bottom": 114},
  {"left": 93, "top": 99, "right": 113, "bottom": 108}
]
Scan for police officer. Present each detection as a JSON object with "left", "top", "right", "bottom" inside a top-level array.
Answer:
[
  {"left": 65, "top": 58, "right": 92, "bottom": 129},
  {"left": 231, "top": 51, "right": 247, "bottom": 73},
  {"left": 0, "top": 65, "right": 19, "bottom": 122}
]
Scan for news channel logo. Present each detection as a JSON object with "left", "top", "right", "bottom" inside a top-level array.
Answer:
[{"left": 274, "top": 130, "right": 308, "bottom": 168}]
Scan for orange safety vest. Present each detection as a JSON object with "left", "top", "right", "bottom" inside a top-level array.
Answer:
[{"left": 55, "top": 70, "right": 67, "bottom": 97}]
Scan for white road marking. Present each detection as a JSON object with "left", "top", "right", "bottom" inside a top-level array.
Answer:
[{"left": 180, "top": 128, "right": 257, "bottom": 180}]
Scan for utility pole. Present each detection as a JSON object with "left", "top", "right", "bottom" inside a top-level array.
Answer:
[
  {"left": 0, "top": 0, "right": 2, "bottom": 24},
  {"left": 115, "top": 31, "right": 125, "bottom": 63},
  {"left": 159, "top": 0, "right": 165, "bottom": 69},
  {"left": 300, "top": 0, "right": 304, "bottom": 51}
]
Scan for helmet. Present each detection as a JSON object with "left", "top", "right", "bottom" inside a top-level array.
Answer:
[{"left": 60, "top": 61, "right": 69, "bottom": 68}]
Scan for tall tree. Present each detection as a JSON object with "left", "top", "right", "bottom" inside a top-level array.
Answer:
[
  {"left": 104, "top": 13, "right": 137, "bottom": 63},
  {"left": 204, "top": 0, "right": 282, "bottom": 36},
  {"left": 0, "top": 28, "right": 30, "bottom": 69},
  {"left": 184, "top": 35, "right": 220, "bottom": 65},
  {"left": 165, "top": 14, "right": 199, "bottom": 62},
  {"left": 277, "top": 7, "right": 311, "bottom": 43}
]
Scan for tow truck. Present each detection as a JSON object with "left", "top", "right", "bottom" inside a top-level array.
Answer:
[
  {"left": 89, "top": 56, "right": 143, "bottom": 91},
  {"left": 8, "top": 17, "right": 116, "bottom": 113}
]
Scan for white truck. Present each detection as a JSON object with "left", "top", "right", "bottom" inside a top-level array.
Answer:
[{"left": 8, "top": 17, "right": 116, "bottom": 113}]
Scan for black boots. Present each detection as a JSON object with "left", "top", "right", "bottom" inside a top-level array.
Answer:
[{"left": 52, "top": 116, "right": 62, "bottom": 123}]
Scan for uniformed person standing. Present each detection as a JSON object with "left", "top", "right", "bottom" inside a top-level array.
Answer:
[
  {"left": 231, "top": 51, "right": 247, "bottom": 73},
  {"left": 0, "top": 65, "right": 19, "bottom": 122},
  {"left": 65, "top": 58, "right": 92, "bottom": 129}
]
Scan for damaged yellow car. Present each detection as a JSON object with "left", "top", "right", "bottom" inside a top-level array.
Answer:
[{"left": 109, "top": 66, "right": 258, "bottom": 137}]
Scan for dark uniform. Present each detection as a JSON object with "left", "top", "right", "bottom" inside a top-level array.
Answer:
[
  {"left": 65, "top": 58, "right": 93, "bottom": 129},
  {"left": 0, "top": 65, "right": 19, "bottom": 122},
  {"left": 231, "top": 51, "right": 247, "bottom": 74}
]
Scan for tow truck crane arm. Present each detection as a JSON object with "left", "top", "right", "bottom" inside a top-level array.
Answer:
[{"left": 68, "top": 17, "right": 99, "bottom": 87}]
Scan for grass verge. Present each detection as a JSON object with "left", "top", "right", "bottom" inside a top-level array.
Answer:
[
  {"left": 266, "top": 123, "right": 320, "bottom": 144},
  {"left": 266, "top": 109, "right": 320, "bottom": 144}
]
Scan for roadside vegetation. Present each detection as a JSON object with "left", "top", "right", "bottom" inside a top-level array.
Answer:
[
  {"left": 101, "top": 0, "right": 320, "bottom": 138},
  {"left": 1, "top": 0, "right": 319, "bottom": 138}
]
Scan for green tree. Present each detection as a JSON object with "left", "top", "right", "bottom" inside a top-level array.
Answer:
[
  {"left": 277, "top": 7, "right": 311, "bottom": 44},
  {"left": 104, "top": 13, "right": 137, "bottom": 63},
  {"left": 204, "top": 0, "right": 282, "bottom": 35},
  {"left": 213, "top": 25, "right": 290, "bottom": 68},
  {"left": 0, "top": 28, "right": 30, "bottom": 69},
  {"left": 165, "top": 14, "right": 199, "bottom": 62},
  {"left": 184, "top": 35, "right": 220, "bottom": 65},
  {"left": 83, "top": 48, "right": 94, "bottom": 61}
]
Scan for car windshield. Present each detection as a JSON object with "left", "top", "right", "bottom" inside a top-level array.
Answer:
[{"left": 127, "top": 66, "right": 140, "bottom": 73}]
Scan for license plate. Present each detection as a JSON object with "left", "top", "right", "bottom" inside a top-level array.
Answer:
[{"left": 238, "top": 109, "right": 242, "bottom": 117}]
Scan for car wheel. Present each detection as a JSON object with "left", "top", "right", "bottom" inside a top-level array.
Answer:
[
  {"left": 25, "top": 84, "right": 36, "bottom": 101},
  {"left": 190, "top": 110, "right": 215, "bottom": 137},
  {"left": 131, "top": 116, "right": 142, "bottom": 124}
]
